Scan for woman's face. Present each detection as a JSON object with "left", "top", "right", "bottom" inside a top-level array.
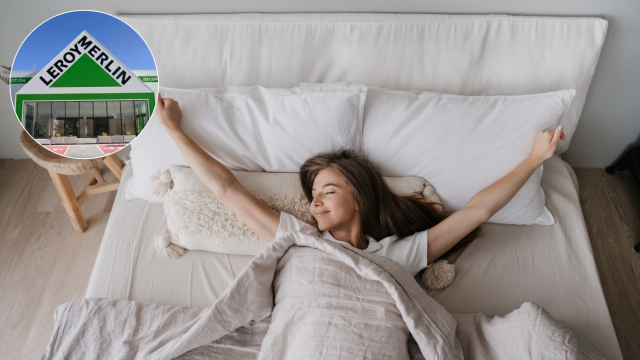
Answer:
[{"left": 310, "top": 167, "right": 359, "bottom": 232}]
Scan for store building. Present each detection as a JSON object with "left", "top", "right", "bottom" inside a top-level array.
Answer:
[{"left": 12, "top": 30, "right": 157, "bottom": 145}]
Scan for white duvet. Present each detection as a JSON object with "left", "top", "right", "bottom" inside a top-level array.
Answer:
[{"left": 42, "top": 231, "right": 606, "bottom": 360}]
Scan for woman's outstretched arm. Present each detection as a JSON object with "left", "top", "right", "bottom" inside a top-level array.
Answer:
[
  {"left": 156, "top": 93, "right": 281, "bottom": 243},
  {"left": 469, "top": 125, "right": 566, "bottom": 218},
  {"left": 426, "top": 125, "right": 566, "bottom": 263}
]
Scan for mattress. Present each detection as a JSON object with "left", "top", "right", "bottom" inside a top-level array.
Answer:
[{"left": 86, "top": 154, "right": 622, "bottom": 360}]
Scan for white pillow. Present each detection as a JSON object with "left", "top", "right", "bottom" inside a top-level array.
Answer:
[
  {"left": 150, "top": 166, "right": 441, "bottom": 257},
  {"left": 363, "top": 87, "right": 576, "bottom": 225},
  {"left": 125, "top": 82, "right": 367, "bottom": 203}
]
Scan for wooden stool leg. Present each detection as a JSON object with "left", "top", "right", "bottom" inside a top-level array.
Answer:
[
  {"left": 48, "top": 170, "right": 88, "bottom": 232},
  {"left": 103, "top": 154, "right": 124, "bottom": 181}
]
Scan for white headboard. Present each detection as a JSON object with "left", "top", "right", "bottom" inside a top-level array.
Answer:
[{"left": 118, "top": 13, "right": 607, "bottom": 155}]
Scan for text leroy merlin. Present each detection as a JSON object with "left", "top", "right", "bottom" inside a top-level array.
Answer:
[{"left": 39, "top": 35, "right": 131, "bottom": 87}]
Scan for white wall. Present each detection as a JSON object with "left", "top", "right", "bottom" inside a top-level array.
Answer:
[{"left": 2, "top": 0, "right": 639, "bottom": 168}]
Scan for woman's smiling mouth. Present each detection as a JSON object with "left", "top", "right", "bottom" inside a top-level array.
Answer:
[{"left": 315, "top": 211, "right": 329, "bottom": 217}]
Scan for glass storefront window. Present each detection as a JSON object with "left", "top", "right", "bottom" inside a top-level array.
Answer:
[
  {"left": 121, "top": 101, "right": 135, "bottom": 136},
  {"left": 23, "top": 102, "right": 36, "bottom": 137},
  {"left": 107, "top": 101, "right": 122, "bottom": 136},
  {"left": 36, "top": 102, "right": 52, "bottom": 139},
  {"left": 94, "top": 101, "right": 108, "bottom": 136},
  {"left": 79, "top": 101, "right": 93, "bottom": 138},
  {"left": 65, "top": 102, "right": 80, "bottom": 137},
  {"left": 23, "top": 99, "right": 150, "bottom": 139},
  {"left": 52, "top": 102, "right": 66, "bottom": 137},
  {"left": 134, "top": 100, "right": 149, "bottom": 134}
]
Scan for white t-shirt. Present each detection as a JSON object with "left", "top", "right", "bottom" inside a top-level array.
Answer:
[{"left": 275, "top": 211, "right": 430, "bottom": 277}]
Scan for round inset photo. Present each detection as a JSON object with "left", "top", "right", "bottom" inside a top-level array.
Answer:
[{"left": 10, "top": 10, "right": 158, "bottom": 159}]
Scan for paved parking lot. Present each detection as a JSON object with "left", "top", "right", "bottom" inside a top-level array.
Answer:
[{"left": 44, "top": 144, "right": 126, "bottom": 158}]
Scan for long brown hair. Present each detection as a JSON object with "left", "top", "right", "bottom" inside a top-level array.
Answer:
[{"left": 299, "top": 148, "right": 483, "bottom": 260}]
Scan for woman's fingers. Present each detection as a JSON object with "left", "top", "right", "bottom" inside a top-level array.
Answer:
[
  {"left": 547, "top": 126, "right": 565, "bottom": 143},
  {"left": 551, "top": 126, "right": 562, "bottom": 145},
  {"left": 556, "top": 126, "right": 565, "bottom": 141},
  {"left": 157, "top": 93, "right": 179, "bottom": 108},
  {"left": 532, "top": 126, "right": 565, "bottom": 162},
  {"left": 157, "top": 93, "right": 164, "bottom": 110}
]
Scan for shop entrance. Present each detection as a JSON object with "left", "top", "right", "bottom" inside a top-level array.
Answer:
[{"left": 22, "top": 99, "right": 149, "bottom": 140}]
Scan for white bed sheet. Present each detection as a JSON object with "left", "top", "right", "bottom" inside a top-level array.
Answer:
[{"left": 86, "top": 155, "right": 622, "bottom": 360}]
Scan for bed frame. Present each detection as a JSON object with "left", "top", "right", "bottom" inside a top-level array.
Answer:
[{"left": 91, "top": 12, "right": 619, "bottom": 359}]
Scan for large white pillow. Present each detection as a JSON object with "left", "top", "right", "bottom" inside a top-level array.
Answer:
[
  {"left": 125, "top": 82, "right": 367, "bottom": 202},
  {"left": 363, "top": 87, "right": 576, "bottom": 225}
]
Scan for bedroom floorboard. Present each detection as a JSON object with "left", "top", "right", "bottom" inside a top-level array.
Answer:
[
  {"left": 575, "top": 167, "right": 640, "bottom": 360},
  {"left": 0, "top": 158, "right": 637, "bottom": 359},
  {"left": 0, "top": 159, "right": 113, "bottom": 360}
]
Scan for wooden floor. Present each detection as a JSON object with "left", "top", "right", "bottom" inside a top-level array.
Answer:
[
  {"left": 575, "top": 167, "right": 640, "bottom": 360},
  {"left": 0, "top": 159, "right": 116, "bottom": 360},
  {"left": 0, "top": 158, "right": 638, "bottom": 359}
]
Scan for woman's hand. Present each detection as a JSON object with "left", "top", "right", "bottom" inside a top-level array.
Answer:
[
  {"left": 531, "top": 125, "right": 566, "bottom": 163},
  {"left": 156, "top": 93, "right": 182, "bottom": 133}
]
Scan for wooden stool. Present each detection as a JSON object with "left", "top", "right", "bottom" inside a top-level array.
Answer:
[{"left": 18, "top": 130, "right": 124, "bottom": 232}]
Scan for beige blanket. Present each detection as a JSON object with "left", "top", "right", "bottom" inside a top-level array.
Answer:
[{"left": 41, "top": 231, "right": 606, "bottom": 360}]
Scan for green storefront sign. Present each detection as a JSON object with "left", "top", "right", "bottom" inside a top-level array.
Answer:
[
  {"left": 11, "top": 77, "right": 31, "bottom": 84},
  {"left": 11, "top": 75, "right": 158, "bottom": 85}
]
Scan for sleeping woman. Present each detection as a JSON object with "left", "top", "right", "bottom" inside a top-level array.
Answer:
[{"left": 155, "top": 93, "right": 566, "bottom": 277}]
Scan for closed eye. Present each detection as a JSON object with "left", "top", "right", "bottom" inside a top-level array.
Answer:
[{"left": 311, "top": 192, "right": 334, "bottom": 200}]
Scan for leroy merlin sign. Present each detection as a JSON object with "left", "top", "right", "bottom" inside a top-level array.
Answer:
[
  {"left": 38, "top": 32, "right": 135, "bottom": 87},
  {"left": 15, "top": 30, "right": 155, "bottom": 121}
]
